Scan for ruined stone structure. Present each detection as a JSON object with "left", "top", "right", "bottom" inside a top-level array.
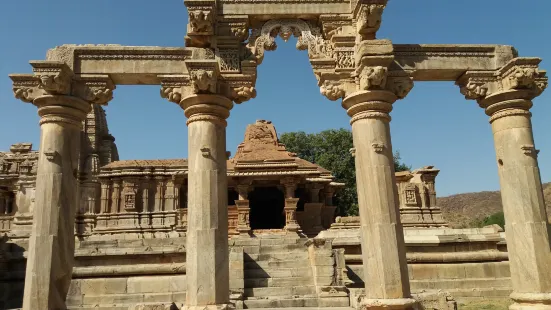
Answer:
[{"left": 2, "top": 0, "right": 550, "bottom": 309}]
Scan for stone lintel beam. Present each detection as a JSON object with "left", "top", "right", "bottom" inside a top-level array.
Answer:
[
  {"left": 218, "top": 0, "right": 351, "bottom": 16},
  {"left": 46, "top": 45, "right": 204, "bottom": 85},
  {"left": 393, "top": 44, "right": 517, "bottom": 81},
  {"left": 42, "top": 43, "right": 520, "bottom": 87}
]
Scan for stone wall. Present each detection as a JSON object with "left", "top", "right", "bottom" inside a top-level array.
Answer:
[{"left": 319, "top": 225, "right": 511, "bottom": 302}]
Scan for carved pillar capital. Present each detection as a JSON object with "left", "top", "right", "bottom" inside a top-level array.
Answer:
[
  {"left": 10, "top": 61, "right": 115, "bottom": 106},
  {"left": 342, "top": 90, "right": 396, "bottom": 124},
  {"left": 280, "top": 177, "right": 299, "bottom": 198},
  {"left": 236, "top": 183, "right": 251, "bottom": 200},
  {"left": 457, "top": 58, "right": 547, "bottom": 122}
]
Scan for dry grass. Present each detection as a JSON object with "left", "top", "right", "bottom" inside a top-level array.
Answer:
[
  {"left": 458, "top": 299, "right": 512, "bottom": 310},
  {"left": 437, "top": 182, "right": 551, "bottom": 228}
]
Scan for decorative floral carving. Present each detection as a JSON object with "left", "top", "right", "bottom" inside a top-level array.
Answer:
[
  {"left": 521, "top": 144, "right": 540, "bottom": 157},
  {"left": 219, "top": 49, "right": 240, "bottom": 72},
  {"left": 359, "top": 66, "right": 387, "bottom": 90},
  {"left": 336, "top": 51, "right": 354, "bottom": 69},
  {"left": 508, "top": 67, "right": 537, "bottom": 89},
  {"left": 460, "top": 80, "right": 488, "bottom": 100},
  {"left": 13, "top": 87, "right": 35, "bottom": 103},
  {"left": 387, "top": 76, "right": 414, "bottom": 99},
  {"left": 160, "top": 86, "right": 182, "bottom": 104},
  {"left": 320, "top": 81, "right": 345, "bottom": 101},
  {"left": 249, "top": 19, "right": 332, "bottom": 64},
  {"left": 188, "top": 10, "right": 214, "bottom": 33},
  {"left": 44, "top": 149, "right": 56, "bottom": 161},
  {"left": 372, "top": 143, "right": 384, "bottom": 153},
  {"left": 231, "top": 25, "right": 249, "bottom": 41},
  {"left": 200, "top": 146, "right": 211, "bottom": 157},
  {"left": 232, "top": 86, "right": 257, "bottom": 104}
]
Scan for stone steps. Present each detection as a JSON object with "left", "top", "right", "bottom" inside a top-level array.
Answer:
[
  {"left": 245, "top": 252, "right": 309, "bottom": 262},
  {"left": 243, "top": 296, "right": 350, "bottom": 308},
  {"left": 244, "top": 267, "right": 312, "bottom": 279},
  {"left": 244, "top": 276, "right": 314, "bottom": 288},
  {"left": 244, "top": 286, "right": 317, "bottom": 298},
  {"left": 245, "top": 259, "right": 307, "bottom": 269}
]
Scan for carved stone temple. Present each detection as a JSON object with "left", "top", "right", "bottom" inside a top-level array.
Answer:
[{"left": 1, "top": 0, "right": 550, "bottom": 309}]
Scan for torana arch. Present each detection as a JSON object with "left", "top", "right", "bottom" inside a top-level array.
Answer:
[{"left": 6, "top": 1, "right": 550, "bottom": 310}]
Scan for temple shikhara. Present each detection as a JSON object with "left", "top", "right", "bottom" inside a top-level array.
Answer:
[{"left": 0, "top": 0, "right": 549, "bottom": 309}]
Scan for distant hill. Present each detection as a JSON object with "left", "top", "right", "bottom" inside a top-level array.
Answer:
[{"left": 437, "top": 182, "right": 551, "bottom": 228}]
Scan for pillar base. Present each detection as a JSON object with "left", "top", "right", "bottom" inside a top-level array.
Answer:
[
  {"left": 358, "top": 297, "right": 417, "bottom": 310},
  {"left": 510, "top": 293, "right": 551, "bottom": 310},
  {"left": 185, "top": 304, "right": 235, "bottom": 310}
]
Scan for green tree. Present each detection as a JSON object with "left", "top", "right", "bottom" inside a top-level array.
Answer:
[{"left": 280, "top": 129, "right": 410, "bottom": 216}]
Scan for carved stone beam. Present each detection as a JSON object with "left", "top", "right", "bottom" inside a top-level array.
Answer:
[{"left": 184, "top": 0, "right": 216, "bottom": 48}]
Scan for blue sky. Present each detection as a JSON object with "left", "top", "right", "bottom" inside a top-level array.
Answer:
[{"left": 1, "top": 0, "right": 550, "bottom": 196}]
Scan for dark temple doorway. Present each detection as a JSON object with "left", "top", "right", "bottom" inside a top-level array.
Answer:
[{"left": 249, "top": 186, "right": 285, "bottom": 229}]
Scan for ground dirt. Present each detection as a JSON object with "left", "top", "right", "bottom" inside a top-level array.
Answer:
[
  {"left": 457, "top": 299, "right": 512, "bottom": 310},
  {"left": 437, "top": 182, "right": 551, "bottom": 228}
]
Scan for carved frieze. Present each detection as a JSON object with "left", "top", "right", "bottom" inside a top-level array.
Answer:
[{"left": 218, "top": 49, "right": 241, "bottom": 72}]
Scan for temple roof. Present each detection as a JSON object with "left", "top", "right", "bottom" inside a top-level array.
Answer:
[{"left": 101, "top": 120, "right": 340, "bottom": 183}]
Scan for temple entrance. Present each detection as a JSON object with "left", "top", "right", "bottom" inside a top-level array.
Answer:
[{"left": 249, "top": 186, "right": 285, "bottom": 230}]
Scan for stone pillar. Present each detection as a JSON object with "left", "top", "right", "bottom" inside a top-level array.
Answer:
[
  {"left": 482, "top": 92, "right": 551, "bottom": 310},
  {"left": 236, "top": 184, "right": 251, "bottom": 235},
  {"left": 99, "top": 180, "right": 110, "bottom": 214},
  {"left": 342, "top": 90, "right": 415, "bottom": 309},
  {"left": 22, "top": 94, "right": 91, "bottom": 309},
  {"left": 182, "top": 94, "right": 233, "bottom": 310},
  {"left": 458, "top": 59, "right": 550, "bottom": 309},
  {"left": 281, "top": 178, "right": 300, "bottom": 232}
]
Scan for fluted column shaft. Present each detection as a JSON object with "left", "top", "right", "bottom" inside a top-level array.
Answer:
[
  {"left": 343, "top": 90, "right": 415, "bottom": 309},
  {"left": 182, "top": 94, "right": 233, "bottom": 310},
  {"left": 482, "top": 91, "right": 551, "bottom": 310},
  {"left": 22, "top": 95, "right": 90, "bottom": 310}
]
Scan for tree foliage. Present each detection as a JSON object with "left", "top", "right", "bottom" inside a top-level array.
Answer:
[
  {"left": 469, "top": 211, "right": 506, "bottom": 230},
  {"left": 280, "top": 129, "right": 410, "bottom": 216}
]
